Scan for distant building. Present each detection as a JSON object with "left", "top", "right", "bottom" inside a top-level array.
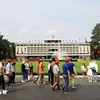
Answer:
[{"left": 15, "top": 39, "right": 90, "bottom": 60}]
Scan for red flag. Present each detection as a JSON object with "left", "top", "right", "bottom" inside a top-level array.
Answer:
[
  {"left": 87, "top": 50, "right": 89, "bottom": 54},
  {"left": 0, "top": 51, "right": 3, "bottom": 54},
  {"left": 92, "top": 50, "right": 94, "bottom": 54},
  {"left": 21, "top": 50, "right": 24, "bottom": 54},
  {"left": 52, "top": 35, "right": 54, "bottom": 38},
  {"left": 11, "top": 51, "right": 14, "bottom": 55},
  {"left": 6, "top": 51, "right": 8, "bottom": 55},
  {"left": 16, "top": 51, "right": 19, "bottom": 54},
  {"left": 98, "top": 50, "right": 100, "bottom": 54}
]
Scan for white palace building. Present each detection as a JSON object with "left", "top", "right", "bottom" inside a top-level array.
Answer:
[{"left": 15, "top": 38, "right": 90, "bottom": 60}]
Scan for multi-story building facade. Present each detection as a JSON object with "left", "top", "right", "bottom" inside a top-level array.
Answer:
[{"left": 16, "top": 39, "right": 90, "bottom": 60}]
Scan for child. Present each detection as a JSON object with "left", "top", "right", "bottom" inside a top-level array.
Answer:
[
  {"left": 81, "top": 63, "right": 86, "bottom": 77},
  {"left": 29, "top": 63, "right": 33, "bottom": 78}
]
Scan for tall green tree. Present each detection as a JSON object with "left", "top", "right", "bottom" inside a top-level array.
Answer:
[
  {"left": 91, "top": 23, "right": 100, "bottom": 59},
  {"left": 0, "top": 34, "right": 16, "bottom": 60}
]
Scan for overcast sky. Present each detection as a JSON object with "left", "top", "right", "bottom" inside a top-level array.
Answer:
[{"left": 0, "top": 0, "right": 100, "bottom": 42}]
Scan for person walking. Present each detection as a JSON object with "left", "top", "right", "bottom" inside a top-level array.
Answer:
[
  {"left": 5, "top": 59, "right": 12, "bottom": 86},
  {"left": 37, "top": 60, "right": 45, "bottom": 85},
  {"left": 11, "top": 60, "right": 16, "bottom": 83},
  {"left": 29, "top": 63, "right": 33, "bottom": 78},
  {"left": 51, "top": 59, "right": 60, "bottom": 91},
  {"left": 68, "top": 58, "right": 77, "bottom": 88},
  {"left": 62, "top": 58, "right": 71, "bottom": 94},
  {"left": 91, "top": 61, "right": 98, "bottom": 82},
  {"left": 47, "top": 61, "right": 52, "bottom": 83}
]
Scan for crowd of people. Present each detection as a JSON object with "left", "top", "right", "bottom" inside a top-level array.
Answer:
[
  {"left": 0, "top": 57, "right": 99, "bottom": 95},
  {"left": 81, "top": 61, "right": 98, "bottom": 82},
  {"left": 0, "top": 59, "right": 16, "bottom": 95}
]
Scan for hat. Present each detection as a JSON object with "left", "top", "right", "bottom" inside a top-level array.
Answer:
[
  {"left": 8, "top": 59, "right": 11, "bottom": 62},
  {"left": 12, "top": 59, "right": 16, "bottom": 63},
  {"left": 55, "top": 60, "right": 59, "bottom": 64},
  {"left": 66, "top": 58, "right": 70, "bottom": 63}
]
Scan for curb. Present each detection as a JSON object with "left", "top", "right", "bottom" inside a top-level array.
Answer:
[{"left": 16, "top": 75, "right": 100, "bottom": 78}]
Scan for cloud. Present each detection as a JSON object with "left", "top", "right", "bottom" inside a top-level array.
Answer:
[{"left": 46, "top": 30, "right": 57, "bottom": 35}]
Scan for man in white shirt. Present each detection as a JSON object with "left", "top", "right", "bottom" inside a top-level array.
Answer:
[
  {"left": 51, "top": 61, "right": 60, "bottom": 91},
  {"left": 6, "top": 60, "right": 12, "bottom": 86},
  {"left": 25, "top": 60, "right": 30, "bottom": 81}
]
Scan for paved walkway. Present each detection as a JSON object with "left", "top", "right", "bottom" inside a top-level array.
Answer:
[{"left": 0, "top": 77, "right": 100, "bottom": 100}]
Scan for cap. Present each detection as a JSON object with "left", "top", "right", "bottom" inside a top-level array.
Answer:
[
  {"left": 8, "top": 59, "right": 11, "bottom": 62},
  {"left": 55, "top": 60, "right": 59, "bottom": 64},
  {"left": 12, "top": 59, "right": 16, "bottom": 63}
]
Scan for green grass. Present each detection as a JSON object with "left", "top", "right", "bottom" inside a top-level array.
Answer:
[{"left": 16, "top": 60, "right": 100, "bottom": 74}]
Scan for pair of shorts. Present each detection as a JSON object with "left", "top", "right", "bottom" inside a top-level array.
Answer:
[
  {"left": 70, "top": 74, "right": 75, "bottom": 81},
  {"left": 39, "top": 74, "right": 44, "bottom": 80}
]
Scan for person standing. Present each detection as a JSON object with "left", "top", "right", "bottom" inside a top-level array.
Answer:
[
  {"left": 25, "top": 60, "right": 30, "bottom": 81},
  {"left": 62, "top": 58, "right": 71, "bottom": 94},
  {"left": 0, "top": 60, "right": 7, "bottom": 94},
  {"left": 81, "top": 63, "right": 86, "bottom": 77},
  {"left": 21, "top": 61, "right": 27, "bottom": 82},
  {"left": 11, "top": 60, "right": 16, "bottom": 83},
  {"left": 68, "top": 58, "right": 77, "bottom": 88}
]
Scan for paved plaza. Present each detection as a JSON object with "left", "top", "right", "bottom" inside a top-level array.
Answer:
[{"left": 0, "top": 76, "right": 100, "bottom": 100}]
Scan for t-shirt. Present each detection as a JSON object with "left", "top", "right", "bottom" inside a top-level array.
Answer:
[
  {"left": 62, "top": 63, "right": 69, "bottom": 74},
  {"left": 53, "top": 65, "right": 59, "bottom": 74},
  {"left": 6, "top": 63, "right": 12, "bottom": 74},
  {"left": 25, "top": 63, "right": 29, "bottom": 70},
  {"left": 11, "top": 63, "right": 16, "bottom": 72},
  {"left": 68, "top": 62, "right": 75, "bottom": 74},
  {"left": 81, "top": 65, "right": 86, "bottom": 71},
  {"left": 38, "top": 63, "right": 44, "bottom": 74},
  {"left": 48, "top": 63, "right": 51, "bottom": 70}
]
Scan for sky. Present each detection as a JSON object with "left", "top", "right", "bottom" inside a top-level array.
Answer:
[{"left": 0, "top": 0, "right": 100, "bottom": 42}]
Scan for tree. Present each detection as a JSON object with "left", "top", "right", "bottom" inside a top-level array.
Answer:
[
  {"left": 91, "top": 23, "right": 100, "bottom": 59},
  {"left": 0, "top": 34, "right": 16, "bottom": 60}
]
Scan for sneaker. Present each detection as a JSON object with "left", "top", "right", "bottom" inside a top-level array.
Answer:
[
  {"left": 5, "top": 90, "right": 8, "bottom": 93},
  {"left": 72, "top": 86, "right": 76, "bottom": 89},
  {"left": 93, "top": 81, "right": 97, "bottom": 82},
  {"left": 89, "top": 80, "right": 92, "bottom": 82},
  {"left": 2, "top": 90, "right": 7, "bottom": 94},
  {"left": 64, "top": 92, "right": 70, "bottom": 94},
  {"left": 21, "top": 80, "right": 25, "bottom": 83}
]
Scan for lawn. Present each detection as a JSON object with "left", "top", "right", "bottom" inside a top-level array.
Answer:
[{"left": 15, "top": 60, "right": 100, "bottom": 74}]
